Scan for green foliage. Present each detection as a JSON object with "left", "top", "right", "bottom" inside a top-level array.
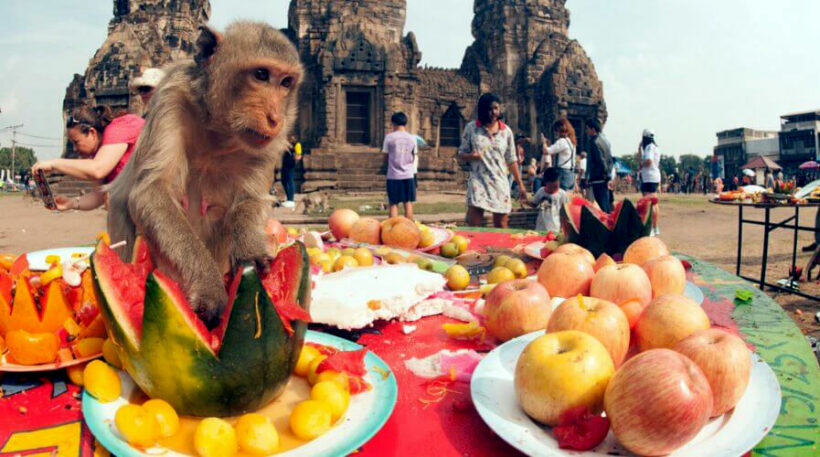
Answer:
[
  {"left": 659, "top": 155, "right": 677, "bottom": 176},
  {"left": 0, "top": 147, "right": 38, "bottom": 174},
  {"left": 618, "top": 154, "right": 640, "bottom": 174},
  {"left": 679, "top": 154, "right": 705, "bottom": 173}
]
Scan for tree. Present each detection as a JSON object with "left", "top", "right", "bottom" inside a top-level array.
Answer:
[
  {"left": 659, "top": 155, "right": 677, "bottom": 177},
  {"left": 0, "top": 147, "right": 38, "bottom": 175},
  {"left": 618, "top": 154, "right": 639, "bottom": 174},
  {"left": 679, "top": 154, "right": 706, "bottom": 173}
]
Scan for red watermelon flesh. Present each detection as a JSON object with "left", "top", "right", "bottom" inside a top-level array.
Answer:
[{"left": 567, "top": 197, "right": 610, "bottom": 230}]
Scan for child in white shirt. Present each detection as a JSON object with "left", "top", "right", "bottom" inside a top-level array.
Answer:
[{"left": 527, "top": 167, "right": 569, "bottom": 233}]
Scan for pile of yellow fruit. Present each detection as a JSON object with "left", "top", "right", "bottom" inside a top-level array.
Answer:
[{"left": 307, "top": 246, "right": 374, "bottom": 273}]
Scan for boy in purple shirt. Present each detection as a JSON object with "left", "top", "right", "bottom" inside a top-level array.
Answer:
[{"left": 383, "top": 112, "right": 418, "bottom": 219}]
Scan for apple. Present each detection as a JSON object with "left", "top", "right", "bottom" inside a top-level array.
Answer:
[
  {"left": 590, "top": 264, "right": 652, "bottom": 308},
  {"left": 643, "top": 255, "right": 686, "bottom": 297},
  {"left": 349, "top": 217, "right": 382, "bottom": 245},
  {"left": 485, "top": 279, "right": 551, "bottom": 341},
  {"left": 328, "top": 209, "right": 360, "bottom": 241},
  {"left": 623, "top": 236, "right": 670, "bottom": 266},
  {"left": 547, "top": 296, "right": 629, "bottom": 367},
  {"left": 674, "top": 328, "right": 752, "bottom": 417},
  {"left": 537, "top": 252, "right": 595, "bottom": 298},
  {"left": 515, "top": 330, "right": 615, "bottom": 426},
  {"left": 636, "top": 294, "right": 710, "bottom": 351},
  {"left": 553, "top": 243, "right": 595, "bottom": 265},
  {"left": 604, "top": 349, "right": 713, "bottom": 456},
  {"left": 265, "top": 218, "right": 288, "bottom": 246},
  {"left": 593, "top": 253, "right": 616, "bottom": 272},
  {"left": 381, "top": 216, "right": 421, "bottom": 250}
]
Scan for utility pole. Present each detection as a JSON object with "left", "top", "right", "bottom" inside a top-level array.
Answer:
[{"left": 1, "top": 124, "right": 24, "bottom": 189}]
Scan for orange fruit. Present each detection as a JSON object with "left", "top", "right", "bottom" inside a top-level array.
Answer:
[
  {"left": 289, "top": 400, "right": 333, "bottom": 440},
  {"left": 142, "top": 399, "right": 180, "bottom": 439},
  {"left": 311, "top": 381, "right": 350, "bottom": 422},
  {"left": 294, "top": 345, "right": 321, "bottom": 377},
  {"left": 445, "top": 265, "right": 471, "bottom": 291},
  {"left": 235, "top": 413, "right": 279, "bottom": 455},
  {"left": 115, "top": 404, "right": 159, "bottom": 448},
  {"left": 194, "top": 417, "right": 237, "bottom": 457}
]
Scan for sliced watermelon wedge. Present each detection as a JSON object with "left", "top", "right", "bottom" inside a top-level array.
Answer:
[{"left": 561, "top": 197, "right": 655, "bottom": 257}]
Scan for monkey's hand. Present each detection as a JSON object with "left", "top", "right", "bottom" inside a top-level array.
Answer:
[
  {"left": 189, "top": 278, "right": 230, "bottom": 329},
  {"left": 230, "top": 198, "right": 275, "bottom": 275}
]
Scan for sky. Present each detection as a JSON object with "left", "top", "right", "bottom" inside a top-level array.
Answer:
[{"left": 1, "top": 0, "right": 819, "bottom": 161}]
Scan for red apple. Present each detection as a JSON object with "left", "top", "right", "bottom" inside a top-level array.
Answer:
[
  {"left": 380, "top": 216, "right": 421, "bottom": 250},
  {"left": 349, "top": 217, "right": 382, "bottom": 245},
  {"left": 636, "top": 294, "right": 710, "bottom": 351},
  {"left": 553, "top": 243, "right": 595, "bottom": 265},
  {"left": 623, "top": 236, "right": 670, "bottom": 266},
  {"left": 604, "top": 349, "right": 714, "bottom": 456},
  {"left": 328, "top": 208, "right": 360, "bottom": 240},
  {"left": 485, "top": 279, "right": 551, "bottom": 341},
  {"left": 547, "top": 296, "right": 629, "bottom": 367},
  {"left": 537, "top": 252, "right": 595, "bottom": 298},
  {"left": 515, "top": 330, "right": 615, "bottom": 426},
  {"left": 674, "top": 329, "right": 752, "bottom": 417},
  {"left": 590, "top": 264, "right": 653, "bottom": 308},
  {"left": 644, "top": 255, "right": 686, "bottom": 298}
]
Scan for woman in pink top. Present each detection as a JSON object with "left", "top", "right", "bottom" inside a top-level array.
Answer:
[{"left": 32, "top": 104, "right": 145, "bottom": 211}]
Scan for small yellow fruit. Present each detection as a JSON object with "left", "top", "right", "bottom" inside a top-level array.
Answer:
[
  {"left": 452, "top": 235, "right": 469, "bottom": 254},
  {"left": 102, "top": 338, "right": 122, "bottom": 369},
  {"left": 419, "top": 230, "right": 436, "bottom": 248},
  {"left": 194, "top": 417, "right": 238, "bottom": 457},
  {"left": 383, "top": 252, "right": 405, "bottom": 264},
  {"left": 45, "top": 254, "right": 62, "bottom": 265},
  {"left": 306, "top": 247, "right": 322, "bottom": 258},
  {"left": 333, "top": 255, "right": 359, "bottom": 272},
  {"left": 325, "top": 247, "right": 342, "bottom": 261},
  {"left": 142, "top": 399, "right": 180, "bottom": 439},
  {"left": 289, "top": 400, "right": 333, "bottom": 441},
  {"left": 115, "top": 404, "right": 159, "bottom": 448},
  {"left": 374, "top": 246, "right": 392, "bottom": 257},
  {"left": 315, "top": 370, "right": 349, "bottom": 391},
  {"left": 84, "top": 360, "right": 121, "bottom": 402},
  {"left": 445, "top": 265, "right": 471, "bottom": 291},
  {"left": 307, "top": 355, "right": 328, "bottom": 385},
  {"left": 319, "top": 259, "right": 333, "bottom": 273},
  {"left": 294, "top": 345, "right": 321, "bottom": 377},
  {"left": 287, "top": 227, "right": 300, "bottom": 237},
  {"left": 487, "top": 266, "right": 516, "bottom": 284},
  {"left": 353, "top": 247, "right": 374, "bottom": 266},
  {"left": 493, "top": 255, "right": 512, "bottom": 268},
  {"left": 341, "top": 248, "right": 356, "bottom": 257},
  {"left": 66, "top": 363, "right": 86, "bottom": 386},
  {"left": 235, "top": 413, "right": 279, "bottom": 456},
  {"left": 505, "top": 258, "right": 528, "bottom": 279},
  {"left": 311, "top": 381, "right": 351, "bottom": 422},
  {"left": 39, "top": 266, "right": 63, "bottom": 286},
  {"left": 440, "top": 243, "right": 459, "bottom": 258},
  {"left": 311, "top": 252, "right": 331, "bottom": 265},
  {"left": 76, "top": 337, "right": 105, "bottom": 357}
]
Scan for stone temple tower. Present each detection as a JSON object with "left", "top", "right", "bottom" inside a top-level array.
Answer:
[
  {"left": 63, "top": 0, "right": 210, "bottom": 158},
  {"left": 462, "top": 0, "right": 606, "bottom": 152}
]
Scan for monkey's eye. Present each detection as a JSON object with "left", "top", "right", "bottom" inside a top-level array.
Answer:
[
  {"left": 253, "top": 68, "right": 270, "bottom": 82},
  {"left": 281, "top": 76, "right": 295, "bottom": 88}
]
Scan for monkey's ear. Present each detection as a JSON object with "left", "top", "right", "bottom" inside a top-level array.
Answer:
[{"left": 194, "top": 25, "right": 222, "bottom": 66}]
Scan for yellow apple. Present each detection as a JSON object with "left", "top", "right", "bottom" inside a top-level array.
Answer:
[{"left": 547, "top": 296, "right": 629, "bottom": 367}]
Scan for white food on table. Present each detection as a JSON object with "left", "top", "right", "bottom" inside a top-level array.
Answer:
[{"left": 310, "top": 264, "right": 446, "bottom": 329}]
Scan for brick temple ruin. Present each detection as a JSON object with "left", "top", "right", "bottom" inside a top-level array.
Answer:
[{"left": 63, "top": 0, "right": 606, "bottom": 193}]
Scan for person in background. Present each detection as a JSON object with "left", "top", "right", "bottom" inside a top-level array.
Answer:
[
  {"left": 765, "top": 169, "right": 776, "bottom": 189},
  {"left": 577, "top": 151, "right": 588, "bottom": 193},
  {"left": 541, "top": 119, "right": 577, "bottom": 191},
  {"left": 584, "top": 118, "right": 612, "bottom": 212},
  {"left": 714, "top": 176, "right": 724, "bottom": 193},
  {"left": 280, "top": 135, "right": 302, "bottom": 209},
  {"left": 129, "top": 67, "right": 165, "bottom": 112},
  {"left": 31, "top": 104, "right": 145, "bottom": 211},
  {"left": 383, "top": 112, "right": 418, "bottom": 219},
  {"left": 459, "top": 93, "right": 528, "bottom": 228},
  {"left": 639, "top": 129, "right": 661, "bottom": 235},
  {"left": 525, "top": 158, "right": 538, "bottom": 193},
  {"left": 524, "top": 167, "right": 569, "bottom": 233}
]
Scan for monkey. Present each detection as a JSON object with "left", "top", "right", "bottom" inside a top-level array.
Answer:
[
  {"left": 300, "top": 190, "right": 330, "bottom": 215},
  {"left": 107, "top": 22, "right": 303, "bottom": 328}
]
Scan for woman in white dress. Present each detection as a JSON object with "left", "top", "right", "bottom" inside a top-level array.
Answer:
[{"left": 639, "top": 129, "right": 661, "bottom": 235}]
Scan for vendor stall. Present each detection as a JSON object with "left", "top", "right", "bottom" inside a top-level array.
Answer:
[{"left": 1, "top": 228, "right": 818, "bottom": 457}]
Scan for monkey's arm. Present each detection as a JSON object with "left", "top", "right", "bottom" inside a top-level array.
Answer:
[{"left": 229, "top": 195, "right": 274, "bottom": 269}]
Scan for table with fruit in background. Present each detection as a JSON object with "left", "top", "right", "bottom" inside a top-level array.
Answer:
[{"left": 1, "top": 228, "right": 819, "bottom": 456}]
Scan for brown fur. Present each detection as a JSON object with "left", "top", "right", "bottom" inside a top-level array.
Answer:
[
  {"left": 107, "top": 22, "right": 303, "bottom": 327},
  {"left": 300, "top": 191, "right": 330, "bottom": 215}
]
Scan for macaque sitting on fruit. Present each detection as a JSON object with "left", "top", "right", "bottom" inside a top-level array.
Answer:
[{"left": 107, "top": 22, "right": 303, "bottom": 328}]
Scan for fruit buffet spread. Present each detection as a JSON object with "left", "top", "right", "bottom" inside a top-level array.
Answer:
[{"left": 1, "top": 197, "right": 818, "bottom": 457}]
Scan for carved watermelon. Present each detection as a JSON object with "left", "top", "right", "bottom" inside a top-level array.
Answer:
[
  {"left": 90, "top": 240, "right": 311, "bottom": 417},
  {"left": 561, "top": 197, "right": 656, "bottom": 258}
]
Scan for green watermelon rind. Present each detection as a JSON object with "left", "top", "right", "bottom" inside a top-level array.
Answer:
[
  {"left": 560, "top": 199, "right": 655, "bottom": 257},
  {"left": 91, "top": 242, "right": 310, "bottom": 417}
]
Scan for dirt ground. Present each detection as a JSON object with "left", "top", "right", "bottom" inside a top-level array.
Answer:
[{"left": 1, "top": 191, "right": 818, "bottom": 339}]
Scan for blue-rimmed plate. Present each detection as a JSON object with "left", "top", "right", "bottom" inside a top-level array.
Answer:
[
  {"left": 26, "top": 246, "right": 94, "bottom": 271},
  {"left": 83, "top": 330, "right": 397, "bottom": 457}
]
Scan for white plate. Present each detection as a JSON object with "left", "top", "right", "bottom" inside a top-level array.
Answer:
[
  {"left": 83, "top": 330, "right": 398, "bottom": 457},
  {"left": 25, "top": 246, "right": 94, "bottom": 271},
  {"left": 471, "top": 331, "right": 781, "bottom": 457},
  {"left": 0, "top": 352, "right": 101, "bottom": 372}
]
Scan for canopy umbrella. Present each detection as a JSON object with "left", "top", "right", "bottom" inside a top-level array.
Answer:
[
  {"left": 739, "top": 156, "right": 781, "bottom": 171},
  {"left": 613, "top": 158, "right": 632, "bottom": 175},
  {"left": 799, "top": 161, "right": 819, "bottom": 170}
]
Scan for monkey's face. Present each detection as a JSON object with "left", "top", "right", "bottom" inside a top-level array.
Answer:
[{"left": 229, "top": 61, "right": 301, "bottom": 149}]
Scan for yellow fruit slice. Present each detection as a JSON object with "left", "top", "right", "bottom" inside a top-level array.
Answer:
[
  {"left": 194, "top": 417, "right": 238, "bottom": 457},
  {"left": 294, "top": 345, "right": 321, "bottom": 377},
  {"left": 115, "top": 404, "right": 159, "bottom": 448},
  {"left": 311, "top": 381, "right": 351, "bottom": 422},
  {"left": 75, "top": 337, "right": 105, "bottom": 357},
  {"left": 289, "top": 400, "right": 332, "bottom": 441},
  {"left": 39, "top": 266, "right": 63, "bottom": 286},
  {"left": 83, "top": 360, "right": 121, "bottom": 402},
  {"left": 102, "top": 338, "right": 122, "bottom": 369},
  {"left": 235, "top": 413, "right": 279, "bottom": 456},
  {"left": 66, "top": 363, "right": 86, "bottom": 386},
  {"left": 142, "top": 399, "right": 180, "bottom": 439},
  {"left": 307, "top": 355, "right": 328, "bottom": 385}
]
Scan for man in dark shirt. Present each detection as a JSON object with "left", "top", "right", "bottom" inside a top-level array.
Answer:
[{"left": 584, "top": 119, "right": 613, "bottom": 212}]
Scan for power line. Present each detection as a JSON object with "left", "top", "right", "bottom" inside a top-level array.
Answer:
[
  {"left": 14, "top": 141, "right": 62, "bottom": 148},
  {"left": 17, "top": 131, "right": 63, "bottom": 141}
]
